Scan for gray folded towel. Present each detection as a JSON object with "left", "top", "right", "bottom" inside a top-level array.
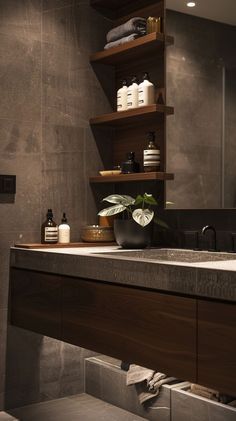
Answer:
[
  {"left": 106, "top": 17, "right": 146, "bottom": 43},
  {"left": 104, "top": 34, "right": 139, "bottom": 50},
  {"left": 127, "top": 364, "right": 176, "bottom": 404}
]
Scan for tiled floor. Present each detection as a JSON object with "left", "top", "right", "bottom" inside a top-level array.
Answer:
[{"left": 1, "top": 394, "right": 147, "bottom": 421}]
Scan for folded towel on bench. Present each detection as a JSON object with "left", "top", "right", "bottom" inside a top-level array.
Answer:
[{"left": 127, "top": 364, "right": 176, "bottom": 404}]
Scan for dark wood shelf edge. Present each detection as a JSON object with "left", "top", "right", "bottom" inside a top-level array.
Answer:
[
  {"left": 90, "top": 32, "right": 174, "bottom": 65},
  {"left": 90, "top": 104, "right": 174, "bottom": 126},
  {"left": 89, "top": 172, "right": 174, "bottom": 183}
]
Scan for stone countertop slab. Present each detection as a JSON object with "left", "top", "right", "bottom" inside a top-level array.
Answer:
[{"left": 10, "top": 246, "right": 236, "bottom": 302}]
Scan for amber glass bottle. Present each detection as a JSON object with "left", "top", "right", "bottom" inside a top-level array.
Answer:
[{"left": 41, "top": 209, "right": 58, "bottom": 244}]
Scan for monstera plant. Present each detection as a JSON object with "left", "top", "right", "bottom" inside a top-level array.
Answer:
[
  {"left": 98, "top": 193, "right": 168, "bottom": 248},
  {"left": 98, "top": 193, "right": 167, "bottom": 227}
]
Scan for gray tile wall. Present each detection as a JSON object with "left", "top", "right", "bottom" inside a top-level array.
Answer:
[{"left": 0, "top": 0, "right": 111, "bottom": 410}]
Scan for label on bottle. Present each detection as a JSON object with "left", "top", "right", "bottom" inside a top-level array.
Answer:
[
  {"left": 44, "top": 227, "right": 58, "bottom": 242},
  {"left": 143, "top": 149, "right": 160, "bottom": 168},
  {"left": 138, "top": 89, "right": 144, "bottom": 105}
]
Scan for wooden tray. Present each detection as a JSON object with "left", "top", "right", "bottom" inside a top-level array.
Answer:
[{"left": 14, "top": 242, "right": 117, "bottom": 249}]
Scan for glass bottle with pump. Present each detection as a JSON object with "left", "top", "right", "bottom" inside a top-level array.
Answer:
[
  {"left": 58, "top": 212, "right": 70, "bottom": 244},
  {"left": 41, "top": 209, "right": 58, "bottom": 244},
  {"left": 117, "top": 80, "right": 128, "bottom": 112},
  {"left": 138, "top": 72, "right": 155, "bottom": 107},
  {"left": 143, "top": 132, "right": 160, "bottom": 172}
]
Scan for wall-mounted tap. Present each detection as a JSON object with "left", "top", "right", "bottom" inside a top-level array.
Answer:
[{"left": 201, "top": 225, "right": 217, "bottom": 251}]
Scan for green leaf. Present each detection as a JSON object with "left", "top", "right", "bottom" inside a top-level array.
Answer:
[
  {"left": 143, "top": 193, "right": 158, "bottom": 206},
  {"left": 134, "top": 195, "right": 144, "bottom": 206},
  {"left": 98, "top": 204, "right": 126, "bottom": 217},
  {"left": 132, "top": 209, "right": 154, "bottom": 227},
  {"left": 102, "top": 194, "right": 135, "bottom": 206},
  {"left": 154, "top": 216, "right": 169, "bottom": 229}
]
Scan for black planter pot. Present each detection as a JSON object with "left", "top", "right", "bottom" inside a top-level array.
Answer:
[{"left": 114, "top": 219, "right": 153, "bottom": 249}]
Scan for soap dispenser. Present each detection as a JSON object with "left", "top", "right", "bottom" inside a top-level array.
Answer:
[
  {"left": 127, "top": 76, "right": 139, "bottom": 109},
  {"left": 58, "top": 212, "right": 70, "bottom": 244},
  {"left": 41, "top": 209, "right": 58, "bottom": 244},
  {"left": 143, "top": 131, "right": 160, "bottom": 172},
  {"left": 138, "top": 72, "right": 155, "bottom": 107},
  {"left": 117, "top": 79, "right": 128, "bottom": 112}
]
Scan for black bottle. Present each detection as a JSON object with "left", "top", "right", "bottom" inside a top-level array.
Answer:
[
  {"left": 41, "top": 209, "right": 58, "bottom": 244},
  {"left": 121, "top": 152, "right": 140, "bottom": 174}
]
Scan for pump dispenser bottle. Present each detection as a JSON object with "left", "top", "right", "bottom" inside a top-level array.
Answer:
[
  {"left": 138, "top": 72, "right": 155, "bottom": 107},
  {"left": 117, "top": 80, "right": 128, "bottom": 111},
  {"left": 58, "top": 212, "right": 70, "bottom": 244},
  {"left": 41, "top": 209, "right": 58, "bottom": 244},
  {"left": 143, "top": 131, "right": 160, "bottom": 172},
  {"left": 127, "top": 76, "right": 139, "bottom": 109}
]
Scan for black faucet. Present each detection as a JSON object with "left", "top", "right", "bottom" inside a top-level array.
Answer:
[{"left": 201, "top": 225, "right": 217, "bottom": 251}]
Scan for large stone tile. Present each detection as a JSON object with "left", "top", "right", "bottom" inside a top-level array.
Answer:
[
  {"left": 39, "top": 338, "right": 94, "bottom": 399},
  {"left": 42, "top": 124, "right": 85, "bottom": 154},
  {"left": 85, "top": 356, "right": 172, "bottom": 421},
  {"left": 41, "top": 152, "right": 86, "bottom": 240},
  {"left": 0, "top": 0, "right": 41, "bottom": 122},
  {"left": 171, "top": 387, "right": 236, "bottom": 421},
  {"left": 43, "top": 0, "right": 74, "bottom": 11},
  {"left": 42, "top": 2, "right": 111, "bottom": 127},
  {"left": 9, "top": 394, "right": 147, "bottom": 421},
  {"left": 0, "top": 120, "right": 41, "bottom": 155}
]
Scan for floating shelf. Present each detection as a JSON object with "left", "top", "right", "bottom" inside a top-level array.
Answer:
[
  {"left": 90, "top": 0, "right": 162, "bottom": 19},
  {"left": 90, "top": 104, "right": 174, "bottom": 127},
  {"left": 90, "top": 32, "right": 174, "bottom": 66},
  {"left": 89, "top": 172, "right": 174, "bottom": 184}
]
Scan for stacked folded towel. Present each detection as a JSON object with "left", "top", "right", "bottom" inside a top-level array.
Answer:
[
  {"left": 190, "top": 383, "right": 220, "bottom": 401},
  {"left": 126, "top": 364, "right": 175, "bottom": 404},
  {"left": 104, "top": 17, "right": 146, "bottom": 50}
]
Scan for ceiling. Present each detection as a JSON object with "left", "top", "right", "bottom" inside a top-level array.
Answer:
[{"left": 166, "top": 0, "right": 236, "bottom": 26}]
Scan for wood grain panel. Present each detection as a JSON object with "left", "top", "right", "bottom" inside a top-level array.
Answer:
[
  {"left": 198, "top": 300, "right": 236, "bottom": 395},
  {"left": 10, "top": 268, "right": 61, "bottom": 339},
  {"left": 62, "top": 278, "right": 197, "bottom": 381},
  {"left": 90, "top": 0, "right": 163, "bottom": 20}
]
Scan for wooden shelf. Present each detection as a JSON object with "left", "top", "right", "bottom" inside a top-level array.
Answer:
[
  {"left": 14, "top": 242, "right": 116, "bottom": 249},
  {"left": 90, "top": 104, "right": 174, "bottom": 127},
  {"left": 90, "top": 32, "right": 174, "bottom": 66},
  {"left": 89, "top": 172, "right": 174, "bottom": 183},
  {"left": 90, "top": 0, "right": 162, "bottom": 19}
]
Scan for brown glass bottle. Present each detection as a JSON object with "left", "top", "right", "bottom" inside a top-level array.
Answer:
[{"left": 41, "top": 209, "right": 58, "bottom": 244}]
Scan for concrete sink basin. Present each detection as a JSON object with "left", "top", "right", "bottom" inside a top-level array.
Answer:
[{"left": 95, "top": 248, "right": 236, "bottom": 263}]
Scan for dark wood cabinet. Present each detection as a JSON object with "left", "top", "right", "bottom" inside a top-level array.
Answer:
[
  {"left": 61, "top": 278, "right": 197, "bottom": 381},
  {"left": 198, "top": 300, "right": 236, "bottom": 395},
  {"left": 10, "top": 268, "right": 61, "bottom": 340},
  {"left": 9, "top": 267, "right": 236, "bottom": 395}
]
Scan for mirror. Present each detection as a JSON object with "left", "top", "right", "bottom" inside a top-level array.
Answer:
[{"left": 166, "top": 0, "right": 236, "bottom": 209}]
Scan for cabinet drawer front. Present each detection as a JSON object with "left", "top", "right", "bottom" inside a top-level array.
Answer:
[
  {"left": 10, "top": 268, "right": 61, "bottom": 339},
  {"left": 198, "top": 300, "right": 236, "bottom": 395},
  {"left": 62, "top": 278, "right": 197, "bottom": 381}
]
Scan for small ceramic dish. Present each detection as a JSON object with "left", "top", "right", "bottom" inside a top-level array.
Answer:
[{"left": 99, "top": 170, "right": 122, "bottom": 176}]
